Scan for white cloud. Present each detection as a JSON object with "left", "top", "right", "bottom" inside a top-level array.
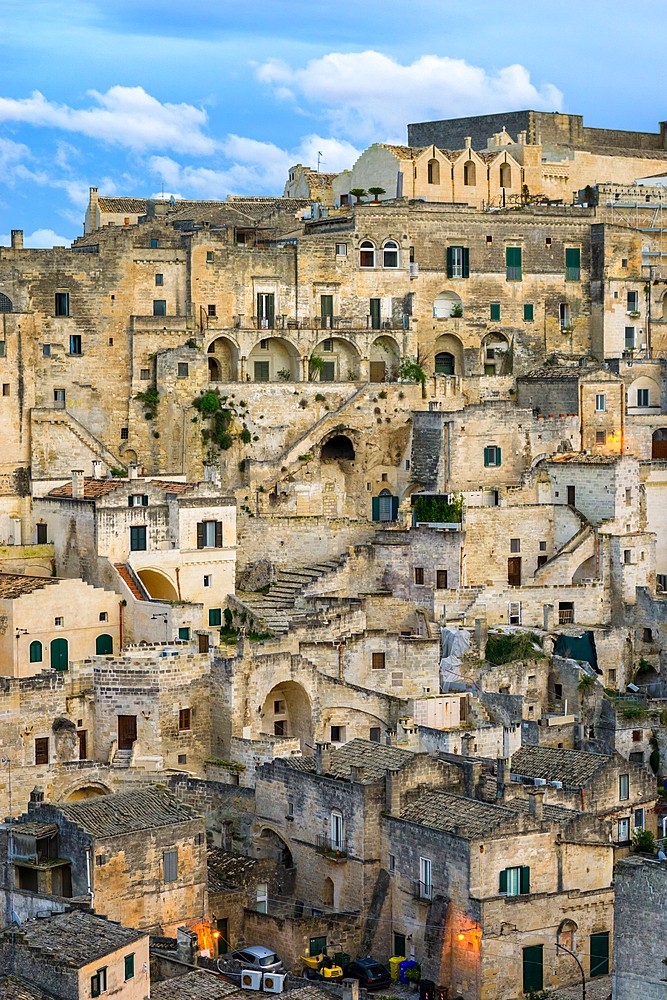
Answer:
[
  {"left": 0, "top": 229, "right": 70, "bottom": 248},
  {"left": 0, "top": 86, "right": 215, "bottom": 154},
  {"left": 258, "top": 51, "right": 563, "bottom": 141}
]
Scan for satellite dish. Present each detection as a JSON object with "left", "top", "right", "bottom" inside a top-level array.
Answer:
[{"left": 170, "top": 195, "right": 176, "bottom": 206}]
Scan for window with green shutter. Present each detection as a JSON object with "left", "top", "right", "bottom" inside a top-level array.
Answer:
[
  {"left": 124, "top": 954, "right": 135, "bottom": 981},
  {"left": 524, "top": 303, "right": 534, "bottom": 321},
  {"left": 506, "top": 246, "right": 522, "bottom": 280},
  {"left": 565, "top": 247, "right": 581, "bottom": 280},
  {"left": 484, "top": 446, "right": 501, "bottom": 467},
  {"left": 499, "top": 865, "right": 530, "bottom": 895},
  {"left": 447, "top": 246, "right": 469, "bottom": 278},
  {"left": 490, "top": 302, "right": 500, "bottom": 321},
  {"left": 209, "top": 608, "right": 221, "bottom": 627}
]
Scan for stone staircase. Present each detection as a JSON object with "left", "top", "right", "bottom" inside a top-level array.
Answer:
[
  {"left": 112, "top": 749, "right": 132, "bottom": 768},
  {"left": 32, "top": 407, "right": 127, "bottom": 475},
  {"left": 115, "top": 563, "right": 150, "bottom": 601},
  {"left": 238, "top": 557, "right": 346, "bottom": 634}
]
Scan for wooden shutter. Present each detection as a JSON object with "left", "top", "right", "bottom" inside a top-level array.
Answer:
[
  {"left": 565, "top": 248, "right": 580, "bottom": 268},
  {"left": 484, "top": 446, "right": 490, "bottom": 467},
  {"left": 499, "top": 868, "right": 507, "bottom": 894},
  {"left": 391, "top": 495, "right": 399, "bottom": 520},
  {"left": 256, "top": 293, "right": 261, "bottom": 323},
  {"left": 520, "top": 866, "right": 530, "bottom": 894},
  {"left": 446, "top": 246, "right": 453, "bottom": 278},
  {"left": 462, "top": 247, "right": 469, "bottom": 278},
  {"left": 506, "top": 246, "right": 521, "bottom": 267},
  {"left": 267, "top": 293, "right": 275, "bottom": 329},
  {"left": 215, "top": 521, "right": 223, "bottom": 547},
  {"left": 142, "top": 495, "right": 148, "bottom": 506},
  {"left": 496, "top": 446, "right": 501, "bottom": 465},
  {"left": 372, "top": 496, "right": 380, "bottom": 521},
  {"left": 197, "top": 522, "right": 204, "bottom": 549},
  {"left": 35, "top": 738, "right": 49, "bottom": 765}
]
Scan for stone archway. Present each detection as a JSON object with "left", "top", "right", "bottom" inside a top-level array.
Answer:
[
  {"left": 248, "top": 336, "right": 300, "bottom": 382},
  {"left": 321, "top": 435, "right": 355, "bottom": 463},
  {"left": 253, "top": 827, "right": 293, "bottom": 868},
  {"left": 370, "top": 336, "right": 400, "bottom": 382},
  {"left": 482, "top": 332, "right": 512, "bottom": 375},
  {"left": 313, "top": 337, "right": 361, "bottom": 382},
  {"left": 261, "top": 680, "right": 313, "bottom": 751},
  {"left": 136, "top": 568, "right": 179, "bottom": 601},
  {"left": 433, "top": 333, "right": 464, "bottom": 375},
  {"left": 65, "top": 782, "right": 112, "bottom": 801},
  {"left": 206, "top": 336, "right": 239, "bottom": 381},
  {"left": 434, "top": 290, "right": 463, "bottom": 318}
]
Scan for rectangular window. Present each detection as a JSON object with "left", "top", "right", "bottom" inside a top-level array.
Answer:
[
  {"left": 124, "top": 955, "right": 134, "bottom": 982},
  {"left": 330, "top": 725, "right": 341, "bottom": 742},
  {"left": 446, "top": 246, "right": 469, "bottom": 279},
  {"left": 608, "top": 668, "right": 616, "bottom": 683},
  {"left": 637, "top": 388, "right": 649, "bottom": 407},
  {"left": 499, "top": 865, "right": 530, "bottom": 896},
  {"left": 54, "top": 616, "right": 64, "bottom": 626},
  {"left": 629, "top": 751, "right": 643, "bottom": 764},
  {"left": 209, "top": 608, "right": 221, "bottom": 627},
  {"left": 595, "top": 393, "right": 606, "bottom": 412},
  {"left": 153, "top": 299, "right": 166, "bottom": 316},
  {"left": 150, "top": 239, "right": 158, "bottom": 248},
  {"left": 619, "top": 773, "right": 629, "bottom": 800},
  {"left": 207, "top": 304, "right": 216, "bottom": 317},
  {"left": 254, "top": 360, "right": 270, "bottom": 382},
  {"left": 506, "top": 246, "right": 522, "bottom": 280},
  {"left": 625, "top": 327, "right": 635, "bottom": 350},
  {"left": 257, "top": 292, "right": 275, "bottom": 329},
  {"left": 419, "top": 857, "right": 432, "bottom": 899},
  {"left": 369, "top": 727, "right": 381, "bottom": 742},
  {"left": 624, "top": 549, "right": 632, "bottom": 564},
  {"left": 197, "top": 520, "right": 222, "bottom": 549},
  {"left": 436, "top": 569, "right": 448, "bottom": 589},
  {"left": 627, "top": 290, "right": 638, "bottom": 312},
  {"left": 203, "top": 575, "right": 211, "bottom": 588},
  {"left": 55, "top": 292, "right": 69, "bottom": 316},
  {"left": 618, "top": 817, "right": 630, "bottom": 842},
  {"left": 565, "top": 247, "right": 581, "bottom": 280},
  {"left": 121, "top": 427, "right": 128, "bottom": 439},
  {"left": 2, "top": 384, "right": 9, "bottom": 396},
  {"left": 163, "top": 849, "right": 178, "bottom": 882},
  {"left": 69, "top": 334, "right": 82, "bottom": 355},
  {"left": 179, "top": 627, "right": 190, "bottom": 640},
  {"left": 596, "top": 430, "right": 606, "bottom": 444},
  {"left": 370, "top": 298, "right": 381, "bottom": 330},
  {"left": 414, "top": 567, "right": 424, "bottom": 585},
  {"left": 99, "top": 611, "right": 108, "bottom": 622},
  {"left": 155, "top": 273, "right": 163, "bottom": 286},
  {"left": 179, "top": 708, "right": 191, "bottom": 731},
  {"left": 484, "top": 445, "right": 501, "bottom": 467},
  {"left": 560, "top": 303, "right": 571, "bottom": 330},
  {"left": 256, "top": 883, "right": 268, "bottom": 914},
  {"left": 35, "top": 738, "right": 49, "bottom": 765},
  {"left": 42, "top": 344, "right": 50, "bottom": 357},
  {"left": 206, "top": 251, "right": 214, "bottom": 263},
  {"left": 510, "top": 538, "right": 520, "bottom": 553},
  {"left": 140, "top": 369, "right": 150, "bottom": 379},
  {"left": 274, "top": 720, "right": 285, "bottom": 736},
  {"left": 490, "top": 302, "right": 500, "bottom": 321},
  {"left": 128, "top": 494, "right": 148, "bottom": 507},
  {"left": 335, "top": 243, "right": 347, "bottom": 256},
  {"left": 320, "top": 361, "right": 335, "bottom": 382},
  {"left": 372, "top": 652, "right": 386, "bottom": 670},
  {"left": 389, "top": 854, "right": 395, "bottom": 873},
  {"left": 508, "top": 601, "right": 521, "bottom": 624},
  {"left": 130, "top": 526, "right": 147, "bottom": 551},
  {"left": 634, "top": 807, "right": 645, "bottom": 830},
  {"left": 177, "top": 363, "right": 189, "bottom": 377},
  {"left": 558, "top": 601, "right": 574, "bottom": 624},
  {"left": 590, "top": 932, "right": 610, "bottom": 979},
  {"left": 37, "top": 523, "right": 48, "bottom": 544},
  {"left": 626, "top": 488, "right": 632, "bottom": 505},
  {"left": 91, "top": 968, "right": 107, "bottom": 997},
  {"left": 524, "top": 303, "right": 534, "bottom": 321}
]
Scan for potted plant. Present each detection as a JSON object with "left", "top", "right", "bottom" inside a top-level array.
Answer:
[
  {"left": 349, "top": 188, "right": 367, "bottom": 204},
  {"left": 368, "top": 186, "right": 386, "bottom": 203},
  {"left": 404, "top": 965, "right": 421, "bottom": 991}
]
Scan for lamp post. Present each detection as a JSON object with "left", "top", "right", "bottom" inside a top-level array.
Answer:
[
  {"left": 14, "top": 629, "right": 27, "bottom": 678},
  {"left": 557, "top": 941, "right": 586, "bottom": 1000},
  {"left": 151, "top": 613, "right": 169, "bottom": 642}
]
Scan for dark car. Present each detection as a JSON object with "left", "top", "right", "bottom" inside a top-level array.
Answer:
[{"left": 344, "top": 959, "right": 392, "bottom": 992}]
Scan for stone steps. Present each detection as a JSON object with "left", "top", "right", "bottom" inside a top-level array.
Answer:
[{"left": 238, "top": 555, "right": 347, "bottom": 634}]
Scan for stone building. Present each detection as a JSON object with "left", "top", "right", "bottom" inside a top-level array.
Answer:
[{"left": 612, "top": 855, "right": 667, "bottom": 1000}]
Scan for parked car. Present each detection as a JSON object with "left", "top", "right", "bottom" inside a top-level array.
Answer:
[
  {"left": 301, "top": 954, "right": 344, "bottom": 981},
  {"left": 231, "top": 947, "right": 283, "bottom": 973},
  {"left": 344, "top": 958, "right": 392, "bottom": 991}
]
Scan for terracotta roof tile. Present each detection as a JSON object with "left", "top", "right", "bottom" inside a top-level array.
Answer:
[
  {"left": 14, "top": 910, "right": 145, "bottom": 967},
  {"left": 0, "top": 574, "right": 58, "bottom": 599},
  {"left": 284, "top": 738, "right": 413, "bottom": 783},
  {"left": 151, "top": 971, "right": 238, "bottom": 1000},
  {"left": 47, "top": 478, "right": 124, "bottom": 499}
]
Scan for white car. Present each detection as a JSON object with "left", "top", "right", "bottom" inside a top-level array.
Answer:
[{"left": 232, "top": 947, "right": 283, "bottom": 974}]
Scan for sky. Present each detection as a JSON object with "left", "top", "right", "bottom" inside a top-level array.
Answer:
[{"left": 0, "top": 0, "right": 665, "bottom": 247}]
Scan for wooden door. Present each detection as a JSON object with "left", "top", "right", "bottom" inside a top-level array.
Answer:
[
  {"left": 78, "top": 730, "right": 87, "bottom": 760},
  {"left": 198, "top": 633, "right": 210, "bottom": 653},
  {"left": 590, "top": 932, "right": 609, "bottom": 977},
  {"left": 508, "top": 557, "right": 522, "bottom": 587},
  {"left": 117, "top": 715, "right": 137, "bottom": 750},
  {"left": 369, "top": 361, "right": 386, "bottom": 383},
  {"left": 652, "top": 429, "right": 667, "bottom": 458},
  {"left": 567, "top": 485, "right": 576, "bottom": 506},
  {"left": 523, "top": 945, "right": 543, "bottom": 994}
]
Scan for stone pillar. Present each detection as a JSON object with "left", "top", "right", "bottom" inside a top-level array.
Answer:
[
  {"left": 496, "top": 757, "right": 508, "bottom": 800},
  {"left": 10, "top": 230, "right": 23, "bottom": 250},
  {"left": 475, "top": 617, "right": 488, "bottom": 651},
  {"left": 543, "top": 604, "right": 555, "bottom": 630},
  {"left": 71, "top": 469, "right": 85, "bottom": 499},
  {"left": 342, "top": 981, "right": 359, "bottom": 1000},
  {"left": 528, "top": 785, "right": 545, "bottom": 820},
  {"left": 315, "top": 742, "right": 331, "bottom": 775}
]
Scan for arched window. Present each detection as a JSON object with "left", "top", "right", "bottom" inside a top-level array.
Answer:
[
  {"left": 50, "top": 637, "right": 68, "bottom": 671},
  {"left": 463, "top": 161, "right": 476, "bottom": 186},
  {"left": 383, "top": 241, "right": 399, "bottom": 268},
  {"left": 427, "top": 159, "right": 440, "bottom": 185},
  {"left": 359, "top": 241, "right": 375, "bottom": 268},
  {"left": 0, "top": 293, "right": 12, "bottom": 313},
  {"left": 330, "top": 810, "right": 344, "bottom": 851},
  {"left": 29, "top": 640, "right": 42, "bottom": 663},
  {"left": 96, "top": 634, "right": 113, "bottom": 655},
  {"left": 500, "top": 164, "right": 511, "bottom": 188},
  {"left": 435, "top": 352, "right": 455, "bottom": 375},
  {"left": 323, "top": 877, "right": 334, "bottom": 906}
]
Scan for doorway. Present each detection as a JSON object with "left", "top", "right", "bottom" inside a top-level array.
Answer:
[
  {"left": 508, "top": 557, "right": 522, "bottom": 587},
  {"left": 117, "top": 715, "right": 137, "bottom": 750},
  {"left": 567, "top": 485, "right": 576, "bottom": 506}
]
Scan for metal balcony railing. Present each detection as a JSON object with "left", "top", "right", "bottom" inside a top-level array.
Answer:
[
  {"left": 315, "top": 835, "right": 348, "bottom": 858},
  {"left": 413, "top": 880, "right": 432, "bottom": 900}
]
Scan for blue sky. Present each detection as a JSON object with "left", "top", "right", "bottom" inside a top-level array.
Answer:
[{"left": 1, "top": 0, "right": 665, "bottom": 246}]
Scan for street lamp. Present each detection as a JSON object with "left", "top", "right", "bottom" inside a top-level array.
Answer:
[
  {"left": 557, "top": 941, "right": 586, "bottom": 1000},
  {"left": 151, "top": 613, "right": 169, "bottom": 642},
  {"left": 14, "top": 629, "right": 27, "bottom": 677}
]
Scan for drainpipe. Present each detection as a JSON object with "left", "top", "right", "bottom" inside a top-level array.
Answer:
[
  {"left": 119, "top": 601, "right": 123, "bottom": 651},
  {"left": 86, "top": 846, "right": 95, "bottom": 909}
]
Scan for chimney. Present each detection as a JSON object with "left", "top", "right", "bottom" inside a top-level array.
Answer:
[
  {"left": 315, "top": 742, "right": 331, "bottom": 775},
  {"left": 11, "top": 230, "right": 23, "bottom": 250},
  {"left": 128, "top": 463, "right": 138, "bottom": 481},
  {"left": 496, "top": 757, "right": 508, "bottom": 800},
  {"left": 462, "top": 759, "right": 483, "bottom": 800},
  {"left": 28, "top": 786, "right": 45, "bottom": 811},
  {"left": 385, "top": 768, "right": 401, "bottom": 815},
  {"left": 461, "top": 732, "right": 475, "bottom": 756},
  {"left": 71, "top": 470, "right": 85, "bottom": 499},
  {"left": 528, "top": 785, "right": 545, "bottom": 821},
  {"left": 350, "top": 764, "right": 365, "bottom": 783},
  {"left": 92, "top": 460, "right": 102, "bottom": 479},
  {"left": 464, "top": 136, "right": 472, "bottom": 148},
  {"left": 342, "top": 981, "right": 359, "bottom": 1000}
]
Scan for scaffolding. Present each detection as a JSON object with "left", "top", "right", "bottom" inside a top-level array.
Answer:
[{"left": 600, "top": 181, "right": 667, "bottom": 278}]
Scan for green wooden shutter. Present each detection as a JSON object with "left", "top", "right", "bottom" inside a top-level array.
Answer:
[
  {"left": 51, "top": 638, "right": 68, "bottom": 671},
  {"left": 142, "top": 495, "right": 148, "bottom": 506},
  {"left": 372, "top": 496, "right": 380, "bottom": 521},
  {"left": 267, "top": 293, "right": 275, "bottom": 329},
  {"left": 520, "top": 866, "right": 530, "bottom": 894},
  {"left": 446, "top": 246, "right": 453, "bottom": 278},
  {"left": 196, "top": 522, "right": 204, "bottom": 549},
  {"left": 524, "top": 303, "right": 534, "bottom": 321},
  {"left": 499, "top": 868, "right": 507, "bottom": 894},
  {"left": 523, "top": 945, "right": 543, "bottom": 994},
  {"left": 565, "top": 248, "right": 580, "bottom": 268},
  {"left": 490, "top": 303, "right": 500, "bottom": 321},
  {"left": 256, "top": 293, "right": 261, "bottom": 323},
  {"left": 391, "top": 496, "right": 399, "bottom": 520},
  {"left": 96, "top": 634, "right": 113, "bottom": 655},
  {"left": 462, "top": 247, "right": 469, "bottom": 278},
  {"left": 29, "top": 641, "right": 42, "bottom": 663},
  {"left": 484, "top": 447, "right": 490, "bottom": 467},
  {"left": 215, "top": 521, "right": 223, "bottom": 547},
  {"left": 496, "top": 446, "right": 502, "bottom": 466},
  {"left": 506, "top": 246, "right": 521, "bottom": 267},
  {"left": 590, "top": 932, "right": 609, "bottom": 977}
]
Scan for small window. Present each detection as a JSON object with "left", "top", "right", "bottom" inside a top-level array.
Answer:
[
  {"left": 506, "top": 246, "right": 522, "bottom": 280},
  {"left": 203, "top": 575, "right": 211, "bottom": 588},
  {"left": 178, "top": 754, "right": 187, "bottom": 765},
  {"left": 383, "top": 241, "right": 399, "bottom": 268},
  {"left": 484, "top": 445, "right": 501, "bottom": 467},
  {"left": 508, "top": 601, "right": 521, "bottom": 625},
  {"left": 391, "top": 671, "right": 403, "bottom": 687},
  {"left": 627, "top": 290, "right": 638, "bottom": 312},
  {"left": 632, "top": 729, "right": 642, "bottom": 742},
  {"left": 335, "top": 243, "right": 347, "bottom": 256},
  {"left": 198, "top": 520, "right": 221, "bottom": 548},
  {"left": 29, "top": 641, "right": 42, "bottom": 663},
  {"left": 554, "top": 683, "right": 563, "bottom": 699},
  {"left": 419, "top": 857, "right": 432, "bottom": 898},
  {"left": 539, "top": 540, "right": 547, "bottom": 551},
  {"left": 179, "top": 627, "right": 190, "bottom": 640},
  {"left": 629, "top": 751, "right": 643, "bottom": 764},
  {"left": 626, "top": 488, "right": 632, "bottom": 505},
  {"left": 95, "top": 854, "right": 105, "bottom": 866},
  {"left": 414, "top": 567, "right": 424, "bottom": 585},
  {"left": 624, "top": 549, "right": 632, "bottom": 565},
  {"left": 153, "top": 300, "right": 166, "bottom": 316},
  {"left": 359, "top": 241, "right": 375, "bottom": 268},
  {"left": 91, "top": 968, "right": 107, "bottom": 997},
  {"left": 621, "top": 258, "right": 628, "bottom": 268},
  {"left": 207, "top": 304, "right": 216, "bottom": 317},
  {"left": 643, "top": 627, "right": 653, "bottom": 642},
  {"left": 54, "top": 616, "right": 64, "bottom": 626},
  {"left": 177, "top": 363, "right": 189, "bottom": 377},
  {"left": 510, "top": 538, "right": 520, "bottom": 553},
  {"left": 389, "top": 853, "right": 396, "bottom": 873},
  {"left": 596, "top": 431, "right": 606, "bottom": 444},
  {"left": 560, "top": 303, "right": 571, "bottom": 330},
  {"left": 608, "top": 669, "right": 616, "bottom": 683},
  {"left": 121, "top": 428, "right": 129, "bottom": 439},
  {"left": 637, "top": 388, "right": 649, "bottom": 407},
  {"left": 35, "top": 738, "right": 49, "bottom": 765},
  {"left": 69, "top": 334, "right": 82, "bottom": 355},
  {"left": 619, "top": 774, "right": 629, "bottom": 800},
  {"left": 163, "top": 849, "right": 178, "bottom": 882},
  {"left": 618, "top": 818, "right": 630, "bottom": 842},
  {"left": 436, "top": 569, "right": 448, "bottom": 589},
  {"left": 124, "top": 954, "right": 135, "bottom": 982},
  {"left": 206, "top": 251, "right": 214, "bottom": 263},
  {"left": 99, "top": 611, "right": 108, "bottom": 622},
  {"left": 486, "top": 235, "right": 492, "bottom": 243},
  {"left": 179, "top": 708, "right": 191, "bottom": 731},
  {"left": 274, "top": 720, "right": 285, "bottom": 736},
  {"left": 545, "top": 237, "right": 552, "bottom": 246},
  {"left": 634, "top": 807, "right": 644, "bottom": 830},
  {"left": 209, "top": 608, "right": 221, "bottom": 626},
  {"left": 524, "top": 303, "right": 533, "bottom": 321},
  {"left": 372, "top": 652, "right": 385, "bottom": 670},
  {"left": 330, "top": 725, "right": 341, "bottom": 742},
  {"left": 140, "top": 369, "right": 150, "bottom": 379},
  {"left": 490, "top": 302, "right": 500, "bottom": 321},
  {"left": 55, "top": 292, "right": 69, "bottom": 316},
  {"left": 499, "top": 865, "right": 529, "bottom": 896},
  {"left": 447, "top": 246, "right": 469, "bottom": 279},
  {"left": 288, "top": 801, "right": 294, "bottom": 817},
  {"left": 155, "top": 273, "right": 163, "bottom": 286},
  {"left": 130, "top": 525, "right": 147, "bottom": 552},
  {"left": 2, "top": 384, "right": 9, "bottom": 396},
  {"left": 595, "top": 393, "right": 606, "bottom": 412},
  {"left": 151, "top": 239, "right": 158, "bottom": 249},
  {"left": 42, "top": 344, "right": 50, "bottom": 357},
  {"left": 369, "top": 727, "right": 381, "bottom": 742},
  {"left": 625, "top": 327, "right": 635, "bottom": 350}
]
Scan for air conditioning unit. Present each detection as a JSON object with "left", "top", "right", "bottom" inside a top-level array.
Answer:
[
  {"left": 241, "top": 970, "right": 262, "bottom": 991},
  {"left": 263, "top": 974, "right": 285, "bottom": 994}
]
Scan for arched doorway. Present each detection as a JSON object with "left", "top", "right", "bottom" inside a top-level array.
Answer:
[
  {"left": 96, "top": 634, "right": 113, "bottom": 655},
  {"left": 433, "top": 333, "right": 464, "bottom": 375},
  {"left": 0, "top": 293, "right": 12, "bottom": 313},
  {"left": 136, "top": 569, "right": 179, "bottom": 601},
  {"left": 370, "top": 336, "right": 399, "bottom": 383},
  {"left": 373, "top": 487, "right": 397, "bottom": 522},
  {"left": 323, "top": 876, "right": 334, "bottom": 906},
  {"left": 434, "top": 291, "right": 463, "bottom": 318},
  {"left": 261, "top": 681, "right": 313, "bottom": 751},
  {"left": 50, "top": 638, "right": 68, "bottom": 671},
  {"left": 313, "top": 337, "right": 361, "bottom": 382},
  {"left": 435, "top": 352, "right": 454, "bottom": 374},
  {"left": 482, "top": 333, "right": 511, "bottom": 375},
  {"left": 208, "top": 357, "right": 221, "bottom": 381},
  {"left": 653, "top": 429, "right": 667, "bottom": 459},
  {"left": 463, "top": 160, "right": 476, "bottom": 186},
  {"left": 500, "top": 163, "right": 512, "bottom": 188},
  {"left": 254, "top": 827, "right": 293, "bottom": 868},
  {"left": 206, "top": 336, "right": 239, "bottom": 381},
  {"left": 321, "top": 435, "right": 355, "bottom": 463},
  {"left": 248, "top": 336, "right": 300, "bottom": 382}
]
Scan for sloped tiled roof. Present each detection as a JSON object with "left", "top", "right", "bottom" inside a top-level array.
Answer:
[
  {"left": 379, "top": 144, "right": 424, "bottom": 159},
  {"left": 284, "top": 738, "right": 414, "bottom": 783},
  {"left": 98, "top": 197, "right": 148, "bottom": 212},
  {"left": 0, "top": 977, "right": 56, "bottom": 1000},
  {"left": 151, "top": 972, "right": 238, "bottom": 1000},
  {"left": 510, "top": 745, "right": 610, "bottom": 786},
  {"left": 207, "top": 849, "right": 262, "bottom": 892},
  {"left": 47, "top": 478, "right": 124, "bottom": 499},
  {"left": 14, "top": 910, "right": 145, "bottom": 967},
  {"left": 519, "top": 367, "right": 583, "bottom": 380},
  {"left": 56, "top": 786, "right": 202, "bottom": 837},
  {"left": 0, "top": 574, "right": 58, "bottom": 599},
  {"left": 401, "top": 790, "right": 519, "bottom": 838}
]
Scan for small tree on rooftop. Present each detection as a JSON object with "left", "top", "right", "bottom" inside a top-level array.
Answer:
[
  {"left": 368, "top": 187, "right": 386, "bottom": 202},
  {"left": 349, "top": 188, "right": 367, "bottom": 204}
]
